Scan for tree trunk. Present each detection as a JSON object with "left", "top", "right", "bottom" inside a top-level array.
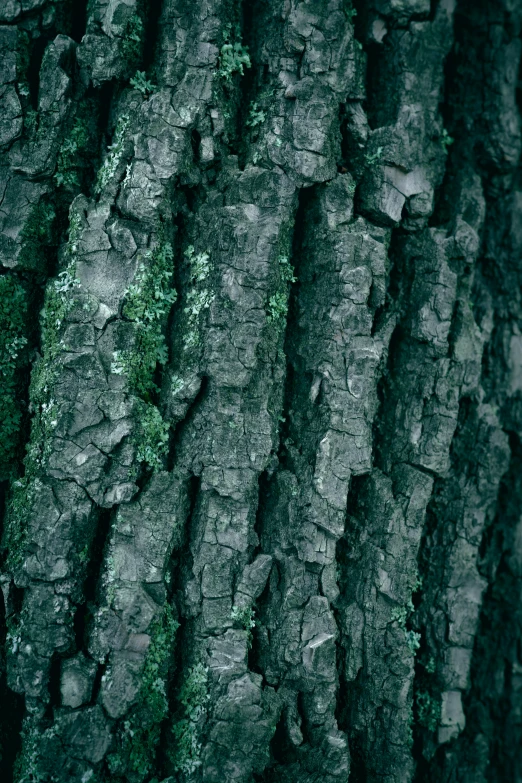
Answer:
[{"left": 0, "top": 0, "right": 521, "bottom": 781}]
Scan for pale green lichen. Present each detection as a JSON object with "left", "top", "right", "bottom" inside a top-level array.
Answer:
[
  {"left": 182, "top": 245, "right": 213, "bottom": 351},
  {"left": 130, "top": 70, "right": 156, "bottom": 95},
  {"left": 113, "top": 237, "right": 176, "bottom": 399},
  {"left": 111, "top": 232, "right": 176, "bottom": 471},
  {"left": 440, "top": 128, "right": 454, "bottom": 151},
  {"left": 231, "top": 604, "right": 256, "bottom": 649},
  {"left": 120, "top": 14, "right": 144, "bottom": 68},
  {"left": 218, "top": 42, "right": 251, "bottom": 82},
  {"left": 107, "top": 604, "right": 179, "bottom": 779},
  {"left": 54, "top": 99, "right": 99, "bottom": 189},
  {"left": 416, "top": 690, "right": 440, "bottom": 732},
  {"left": 266, "top": 255, "right": 296, "bottom": 325},
  {"left": 246, "top": 101, "right": 266, "bottom": 129},
  {"left": 0, "top": 276, "right": 29, "bottom": 480},
  {"left": 6, "top": 209, "right": 83, "bottom": 568},
  {"left": 95, "top": 113, "right": 131, "bottom": 195},
  {"left": 169, "top": 663, "right": 210, "bottom": 776},
  {"left": 391, "top": 600, "right": 420, "bottom": 653}
]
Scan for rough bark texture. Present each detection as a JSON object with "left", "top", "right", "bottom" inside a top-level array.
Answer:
[{"left": 0, "top": 0, "right": 521, "bottom": 781}]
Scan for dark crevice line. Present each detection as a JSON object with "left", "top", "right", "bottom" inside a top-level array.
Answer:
[
  {"left": 162, "top": 475, "right": 200, "bottom": 757},
  {"left": 458, "top": 433, "right": 522, "bottom": 782},
  {"left": 167, "top": 376, "right": 210, "bottom": 471},
  {"left": 26, "top": 36, "right": 47, "bottom": 111},
  {"left": 46, "top": 653, "right": 62, "bottom": 714},
  {"left": 410, "top": 2, "right": 522, "bottom": 775},
  {"left": 79, "top": 505, "right": 115, "bottom": 655},
  {"left": 0, "top": 485, "right": 6, "bottom": 558},
  {"left": 272, "top": 186, "right": 314, "bottom": 472},
  {"left": 252, "top": 469, "right": 271, "bottom": 560},
  {"left": 143, "top": 0, "right": 164, "bottom": 71},
  {"left": 69, "top": 0, "right": 89, "bottom": 43},
  {"left": 90, "top": 661, "right": 106, "bottom": 705},
  {"left": 236, "top": 0, "right": 263, "bottom": 166},
  {"left": 0, "top": 586, "right": 24, "bottom": 783}
]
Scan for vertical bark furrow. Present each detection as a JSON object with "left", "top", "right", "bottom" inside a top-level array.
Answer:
[
  {"left": 409, "top": 0, "right": 522, "bottom": 778},
  {"left": 3, "top": 1, "right": 244, "bottom": 778},
  {"left": 334, "top": 4, "right": 483, "bottom": 782},
  {"left": 256, "top": 179, "right": 389, "bottom": 783},
  {"left": 1, "top": 2, "right": 521, "bottom": 782},
  {"left": 162, "top": 3, "right": 356, "bottom": 781}
]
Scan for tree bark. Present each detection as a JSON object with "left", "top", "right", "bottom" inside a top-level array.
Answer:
[{"left": 0, "top": 1, "right": 521, "bottom": 781}]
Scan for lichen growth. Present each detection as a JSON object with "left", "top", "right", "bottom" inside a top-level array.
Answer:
[
  {"left": 95, "top": 113, "right": 131, "bottom": 195},
  {"left": 111, "top": 231, "right": 176, "bottom": 470},
  {"left": 120, "top": 14, "right": 144, "bottom": 69},
  {"left": 107, "top": 604, "right": 179, "bottom": 780},
  {"left": 440, "top": 128, "right": 454, "bottom": 151},
  {"left": 130, "top": 70, "right": 156, "bottom": 95},
  {"left": 246, "top": 101, "right": 266, "bottom": 129},
  {"left": 266, "top": 255, "right": 296, "bottom": 325},
  {"left": 218, "top": 25, "right": 251, "bottom": 83},
  {"left": 0, "top": 276, "right": 29, "bottom": 480},
  {"left": 5, "top": 208, "right": 82, "bottom": 567},
  {"left": 134, "top": 400, "right": 170, "bottom": 470},
  {"left": 231, "top": 604, "right": 256, "bottom": 648},
  {"left": 17, "top": 199, "right": 56, "bottom": 272},
  {"left": 181, "top": 245, "right": 213, "bottom": 352},
  {"left": 416, "top": 690, "right": 440, "bottom": 732},
  {"left": 169, "top": 663, "right": 210, "bottom": 776},
  {"left": 54, "top": 98, "right": 99, "bottom": 190},
  {"left": 113, "top": 236, "right": 177, "bottom": 400}
]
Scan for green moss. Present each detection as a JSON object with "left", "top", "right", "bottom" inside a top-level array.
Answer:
[
  {"left": 180, "top": 245, "right": 213, "bottom": 352},
  {"left": 130, "top": 70, "right": 156, "bottom": 95},
  {"left": 135, "top": 401, "right": 170, "bottom": 470},
  {"left": 95, "top": 113, "right": 131, "bottom": 195},
  {"left": 266, "top": 254, "right": 296, "bottom": 326},
  {"left": 111, "top": 231, "right": 176, "bottom": 470},
  {"left": 0, "top": 276, "right": 29, "bottom": 481},
  {"left": 169, "top": 663, "right": 210, "bottom": 776},
  {"left": 54, "top": 98, "right": 99, "bottom": 190},
  {"left": 107, "top": 604, "right": 179, "bottom": 780},
  {"left": 246, "top": 101, "right": 266, "bottom": 129},
  {"left": 416, "top": 690, "right": 440, "bottom": 732},
  {"left": 17, "top": 199, "right": 56, "bottom": 272},
  {"left": 231, "top": 604, "right": 256, "bottom": 649},
  {"left": 218, "top": 23, "right": 251, "bottom": 83},
  {"left": 5, "top": 209, "right": 82, "bottom": 568},
  {"left": 120, "top": 14, "right": 144, "bottom": 69}
]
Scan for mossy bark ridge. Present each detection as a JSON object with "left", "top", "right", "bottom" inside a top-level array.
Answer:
[{"left": 0, "top": 0, "right": 521, "bottom": 781}]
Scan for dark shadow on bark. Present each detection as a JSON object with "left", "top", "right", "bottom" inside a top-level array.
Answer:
[
  {"left": 27, "top": 36, "right": 47, "bottom": 111},
  {"left": 0, "top": 484, "right": 6, "bottom": 567},
  {"left": 69, "top": 0, "right": 88, "bottom": 43},
  {"left": 167, "top": 377, "right": 210, "bottom": 471},
  {"left": 266, "top": 708, "right": 297, "bottom": 769},
  {"left": 455, "top": 432, "right": 522, "bottom": 783},
  {"left": 46, "top": 652, "right": 62, "bottom": 715},
  {"left": 0, "top": 588, "right": 24, "bottom": 783},
  {"left": 79, "top": 505, "right": 115, "bottom": 647},
  {"left": 347, "top": 732, "right": 368, "bottom": 783},
  {"left": 143, "top": 0, "right": 163, "bottom": 71}
]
